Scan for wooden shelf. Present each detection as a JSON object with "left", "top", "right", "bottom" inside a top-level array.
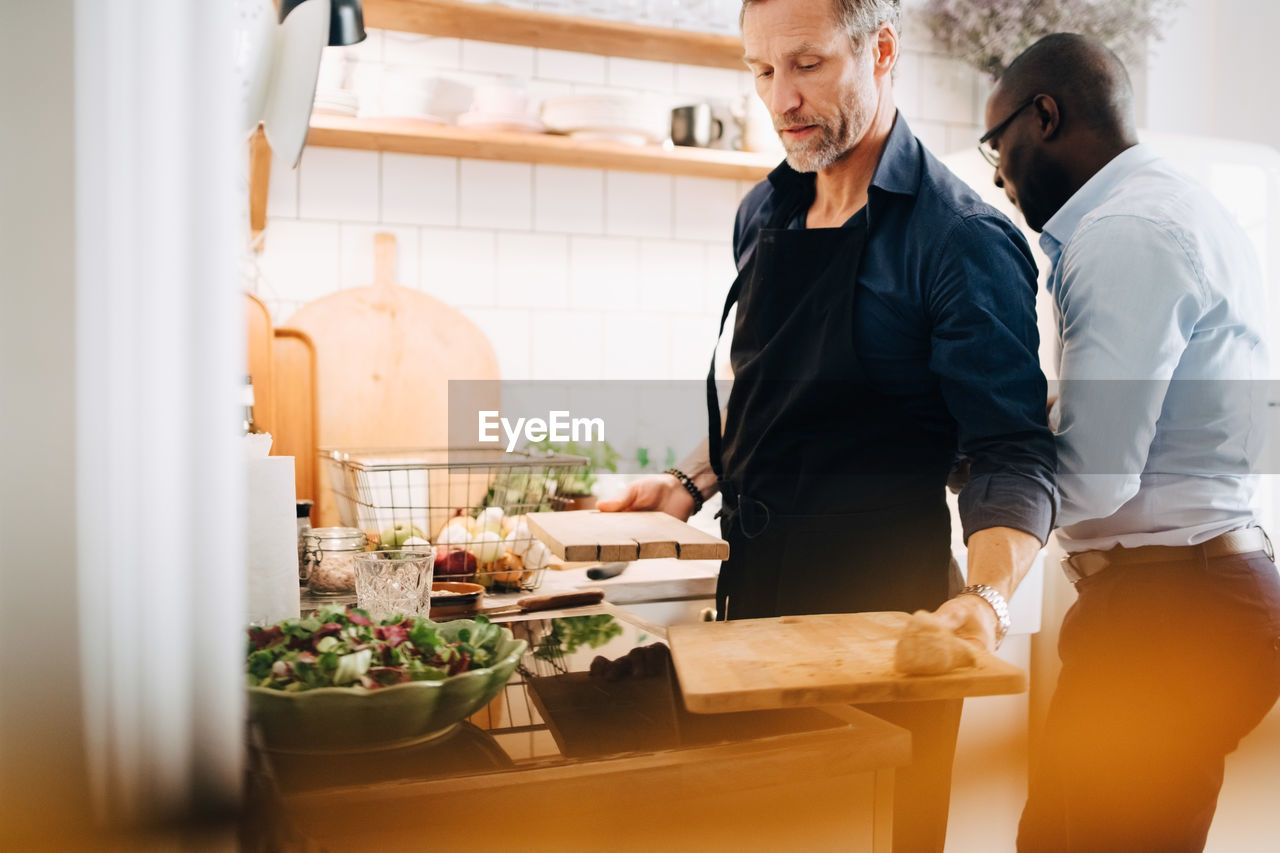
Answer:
[
  {"left": 365, "top": 0, "right": 746, "bottom": 69},
  {"left": 307, "top": 114, "right": 777, "bottom": 181}
]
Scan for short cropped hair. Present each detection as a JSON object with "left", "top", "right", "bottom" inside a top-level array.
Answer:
[{"left": 998, "top": 33, "right": 1137, "bottom": 141}]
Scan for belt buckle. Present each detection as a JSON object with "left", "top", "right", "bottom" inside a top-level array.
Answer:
[
  {"left": 1061, "top": 550, "right": 1108, "bottom": 584},
  {"left": 1060, "top": 553, "right": 1085, "bottom": 584}
]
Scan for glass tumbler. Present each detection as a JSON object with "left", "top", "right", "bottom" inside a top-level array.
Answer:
[{"left": 354, "top": 549, "right": 435, "bottom": 621}]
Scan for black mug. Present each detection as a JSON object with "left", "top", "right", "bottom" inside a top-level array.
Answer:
[{"left": 671, "top": 104, "right": 724, "bottom": 148}]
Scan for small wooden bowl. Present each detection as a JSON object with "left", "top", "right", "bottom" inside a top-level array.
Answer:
[{"left": 429, "top": 581, "right": 485, "bottom": 620}]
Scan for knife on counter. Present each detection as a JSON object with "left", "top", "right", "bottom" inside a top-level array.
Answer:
[
  {"left": 586, "top": 561, "right": 629, "bottom": 581},
  {"left": 481, "top": 588, "right": 606, "bottom": 617}
]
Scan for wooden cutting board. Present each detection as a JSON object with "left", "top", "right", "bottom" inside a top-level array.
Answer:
[
  {"left": 244, "top": 293, "right": 319, "bottom": 502},
  {"left": 668, "top": 611, "right": 1026, "bottom": 713},
  {"left": 526, "top": 510, "right": 730, "bottom": 562},
  {"left": 285, "top": 233, "right": 500, "bottom": 526},
  {"left": 270, "top": 327, "right": 318, "bottom": 502},
  {"left": 244, "top": 291, "right": 276, "bottom": 431}
]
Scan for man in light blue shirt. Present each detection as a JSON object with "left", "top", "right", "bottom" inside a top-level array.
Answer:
[
  {"left": 1042, "top": 143, "right": 1266, "bottom": 553},
  {"left": 974, "top": 33, "right": 1280, "bottom": 851}
]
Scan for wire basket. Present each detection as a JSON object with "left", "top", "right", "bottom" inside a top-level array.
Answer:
[{"left": 321, "top": 447, "right": 589, "bottom": 593}]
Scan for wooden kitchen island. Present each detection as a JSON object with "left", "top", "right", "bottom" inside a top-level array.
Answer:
[{"left": 247, "top": 609, "right": 911, "bottom": 851}]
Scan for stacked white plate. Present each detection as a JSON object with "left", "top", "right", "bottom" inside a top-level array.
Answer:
[
  {"left": 313, "top": 87, "right": 358, "bottom": 117},
  {"left": 540, "top": 94, "right": 669, "bottom": 146}
]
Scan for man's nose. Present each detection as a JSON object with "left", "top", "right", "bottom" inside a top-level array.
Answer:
[
  {"left": 769, "top": 73, "right": 802, "bottom": 118},
  {"left": 993, "top": 168, "right": 1004, "bottom": 190}
]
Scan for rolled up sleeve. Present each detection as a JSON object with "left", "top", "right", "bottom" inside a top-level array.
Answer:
[{"left": 928, "top": 214, "right": 1059, "bottom": 543}]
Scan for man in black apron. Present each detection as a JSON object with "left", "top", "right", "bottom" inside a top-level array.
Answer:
[{"left": 601, "top": 1, "right": 1057, "bottom": 849}]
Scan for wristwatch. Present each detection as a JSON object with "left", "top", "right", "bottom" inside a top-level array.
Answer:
[{"left": 956, "top": 584, "right": 1011, "bottom": 647}]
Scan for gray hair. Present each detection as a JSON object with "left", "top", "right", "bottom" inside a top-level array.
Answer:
[{"left": 740, "top": 0, "right": 902, "bottom": 39}]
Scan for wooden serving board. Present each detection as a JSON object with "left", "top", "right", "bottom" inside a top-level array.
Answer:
[
  {"left": 271, "top": 327, "right": 318, "bottom": 502},
  {"left": 285, "top": 233, "right": 500, "bottom": 526},
  {"left": 526, "top": 510, "right": 730, "bottom": 562},
  {"left": 668, "top": 611, "right": 1027, "bottom": 713}
]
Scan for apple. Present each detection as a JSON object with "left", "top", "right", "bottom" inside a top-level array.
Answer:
[
  {"left": 380, "top": 521, "right": 425, "bottom": 549},
  {"left": 434, "top": 549, "right": 477, "bottom": 580}
]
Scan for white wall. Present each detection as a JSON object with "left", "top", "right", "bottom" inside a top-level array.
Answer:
[
  {"left": 1147, "top": 5, "right": 1280, "bottom": 849},
  {"left": 252, "top": 21, "right": 989, "bottom": 382},
  {"left": 1147, "top": 0, "right": 1280, "bottom": 149}
]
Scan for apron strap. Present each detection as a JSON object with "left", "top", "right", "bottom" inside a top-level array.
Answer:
[
  {"left": 706, "top": 275, "right": 740, "bottom": 481},
  {"left": 707, "top": 183, "right": 811, "bottom": 482},
  {"left": 707, "top": 185, "right": 812, "bottom": 537}
]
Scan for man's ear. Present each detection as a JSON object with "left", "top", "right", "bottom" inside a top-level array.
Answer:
[
  {"left": 872, "top": 24, "right": 899, "bottom": 78},
  {"left": 1034, "top": 94, "right": 1061, "bottom": 141}
]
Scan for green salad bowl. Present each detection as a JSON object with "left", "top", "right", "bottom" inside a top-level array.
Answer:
[{"left": 248, "top": 620, "right": 527, "bottom": 753}]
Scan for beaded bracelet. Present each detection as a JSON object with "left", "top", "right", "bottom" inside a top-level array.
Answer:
[{"left": 665, "top": 467, "right": 705, "bottom": 515}]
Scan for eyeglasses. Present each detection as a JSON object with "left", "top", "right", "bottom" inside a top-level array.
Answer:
[{"left": 978, "top": 97, "right": 1037, "bottom": 168}]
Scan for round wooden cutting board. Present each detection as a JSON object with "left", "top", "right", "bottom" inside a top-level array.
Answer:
[{"left": 285, "top": 232, "right": 500, "bottom": 525}]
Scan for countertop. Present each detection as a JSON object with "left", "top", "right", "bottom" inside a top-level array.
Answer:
[{"left": 248, "top": 606, "right": 910, "bottom": 851}]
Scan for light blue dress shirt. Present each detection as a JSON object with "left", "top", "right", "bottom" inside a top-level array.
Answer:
[{"left": 1041, "top": 144, "right": 1269, "bottom": 552}]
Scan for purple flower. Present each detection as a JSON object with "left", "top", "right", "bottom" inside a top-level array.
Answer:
[{"left": 921, "top": 0, "right": 1184, "bottom": 78}]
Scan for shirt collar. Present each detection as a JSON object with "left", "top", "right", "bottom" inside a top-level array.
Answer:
[
  {"left": 766, "top": 111, "right": 923, "bottom": 206},
  {"left": 1039, "top": 143, "right": 1160, "bottom": 261},
  {"left": 870, "top": 112, "right": 922, "bottom": 197}
]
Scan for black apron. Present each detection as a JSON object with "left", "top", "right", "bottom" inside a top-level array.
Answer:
[{"left": 708, "top": 179, "right": 956, "bottom": 621}]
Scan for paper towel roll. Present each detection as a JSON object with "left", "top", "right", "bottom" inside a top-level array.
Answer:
[{"left": 247, "top": 455, "right": 300, "bottom": 625}]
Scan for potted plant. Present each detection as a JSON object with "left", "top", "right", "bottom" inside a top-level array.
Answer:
[
  {"left": 921, "top": 0, "right": 1182, "bottom": 78},
  {"left": 527, "top": 439, "right": 622, "bottom": 511}
]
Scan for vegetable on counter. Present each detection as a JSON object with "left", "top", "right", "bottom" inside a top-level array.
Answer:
[
  {"left": 533, "top": 614, "right": 624, "bottom": 664},
  {"left": 246, "top": 605, "right": 507, "bottom": 692}
]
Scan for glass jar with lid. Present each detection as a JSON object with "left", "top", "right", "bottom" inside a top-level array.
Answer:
[{"left": 303, "top": 527, "right": 367, "bottom": 595}]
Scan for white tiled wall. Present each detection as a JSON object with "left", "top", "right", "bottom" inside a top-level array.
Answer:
[{"left": 252, "top": 20, "right": 986, "bottom": 381}]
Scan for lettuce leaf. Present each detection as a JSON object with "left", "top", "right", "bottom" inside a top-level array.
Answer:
[{"left": 333, "top": 649, "right": 373, "bottom": 685}]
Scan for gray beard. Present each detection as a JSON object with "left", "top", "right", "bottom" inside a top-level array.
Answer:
[
  {"left": 783, "top": 124, "right": 847, "bottom": 172},
  {"left": 778, "top": 100, "right": 871, "bottom": 173}
]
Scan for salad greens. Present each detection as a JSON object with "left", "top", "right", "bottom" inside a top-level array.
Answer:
[
  {"left": 246, "top": 605, "right": 506, "bottom": 692},
  {"left": 532, "top": 614, "right": 623, "bottom": 663}
]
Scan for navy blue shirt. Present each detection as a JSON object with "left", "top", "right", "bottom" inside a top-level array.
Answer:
[{"left": 731, "top": 113, "right": 1058, "bottom": 544}]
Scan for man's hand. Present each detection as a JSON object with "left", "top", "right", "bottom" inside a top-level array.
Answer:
[
  {"left": 930, "top": 525, "right": 1040, "bottom": 654},
  {"left": 597, "top": 474, "right": 695, "bottom": 521},
  {"left": 932, "top": 594, "right": 999, "bottom": 654}
]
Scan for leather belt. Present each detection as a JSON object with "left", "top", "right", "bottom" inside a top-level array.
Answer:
[{"left": 1062, "top": 527, "right": 1274, "bottom": 584}]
